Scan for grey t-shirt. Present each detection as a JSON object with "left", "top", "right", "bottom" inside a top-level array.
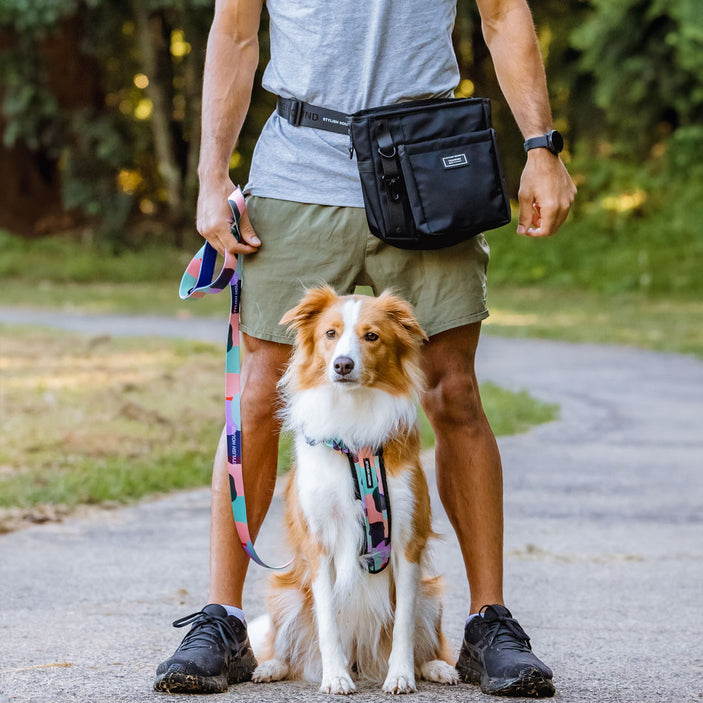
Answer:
[{"left": 245, "top": 0, "right": 460, "bottom": 207}]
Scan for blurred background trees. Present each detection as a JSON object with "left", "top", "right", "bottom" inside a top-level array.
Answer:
[{"left": 1, "top": 0, "right": 701, "bottom": 252}]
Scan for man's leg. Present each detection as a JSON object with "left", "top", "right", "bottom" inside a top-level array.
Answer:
[
  {"left": 155, "top": 333, "right": 289, "bottom": 693},
  {"left": 420, "top": 322, "right": 554, "bottom": 698},
  {"left": 209, "top": 333, "right": 291, "bottom": 607},
  {"left": 419, "top": 322, "right": 503, "bottom": 612}
]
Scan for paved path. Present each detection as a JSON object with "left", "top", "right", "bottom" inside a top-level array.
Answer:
[{"left": 1, "top": 308, "right": 702, "bottom": 702}]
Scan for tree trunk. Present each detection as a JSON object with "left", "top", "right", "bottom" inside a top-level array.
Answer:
[{"left": 131, "top": 2, "right": 184, "bottom": 228}]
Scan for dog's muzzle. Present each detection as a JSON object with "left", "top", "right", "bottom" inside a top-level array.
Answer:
[{"left": 332, "top": 355, "right": 359, "bottom": 383}]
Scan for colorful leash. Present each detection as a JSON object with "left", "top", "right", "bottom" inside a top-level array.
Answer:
[
  {"left": 179, "top": 187, "right": 291, "bottom": 570},
  {"left": 307, "top": 438, "right": 392, "bottom": 574}
]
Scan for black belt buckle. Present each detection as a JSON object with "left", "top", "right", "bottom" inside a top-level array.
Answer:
[{"left": 287, "top": 99, "right": 302, "bottom": 127}]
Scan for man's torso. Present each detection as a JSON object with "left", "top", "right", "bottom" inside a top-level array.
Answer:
[{"left": 246, "top": 0, "right": 461, "bottom": 207}]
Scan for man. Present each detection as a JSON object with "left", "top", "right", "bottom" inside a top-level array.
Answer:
[{"left": 154, "top": 0, "right": 576, "bottom": 697}]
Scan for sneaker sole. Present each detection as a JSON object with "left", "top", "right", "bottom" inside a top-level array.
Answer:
[
  {"left": 153, "top": 668, "right": 229, "bottom": 694},
  {"left": 153, "top": 643, "right": 256, "bottom": 694},
  {"left": 457, "top": 658, "right": 555, "bottom": 698}
]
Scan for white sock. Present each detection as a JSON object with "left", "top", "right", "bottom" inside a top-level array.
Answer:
[{"left": 221, "top": 604, "right": 246, "bottom": 624}]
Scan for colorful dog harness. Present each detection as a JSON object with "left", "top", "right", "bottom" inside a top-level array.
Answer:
[
  {"left": 179, "top": 188, "right": 291, "bottom": 570},
  {"left": 306, "top": 438, "right": 392, "bottom": 574}
]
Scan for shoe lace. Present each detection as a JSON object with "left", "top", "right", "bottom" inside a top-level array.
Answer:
[
  {"left": 171, "top": 610, "right": 239, "bottom": 652},
  {"left": 480, "top": 606, "right": 532, "bottom": 652}
]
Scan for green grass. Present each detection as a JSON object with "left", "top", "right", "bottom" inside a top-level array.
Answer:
[
  {"left": 4, "top": 277, "right": 700, "bottom": 358},
  {"left": 0, "top": 325, "right": 223, "bottom": 521},
  {"left": 2, "top": 196, "right": 702, "bottom": 359},
  {"left": 484, "top": 285, "right": 703, "bottom": 358},
  {"left": 0, "top": 325, "right": 557, "bottom": 524},
  {"left": 0, "top": 228, "right": 201, "bottom": 283},
  {"left": 1, "top": 278, "right": 224, "bottom": 316}
]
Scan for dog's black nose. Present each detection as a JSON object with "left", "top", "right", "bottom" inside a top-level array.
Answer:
[{"left": 334, "top": 356, "right": 355, "bottom": 376}]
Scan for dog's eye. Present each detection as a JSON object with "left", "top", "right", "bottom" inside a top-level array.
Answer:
[
  {"left": 325, "top": 329, "right": 336, "bottom": 339},
  {"left": 364, "top": 332, "right": 379, "bottom": 342}
]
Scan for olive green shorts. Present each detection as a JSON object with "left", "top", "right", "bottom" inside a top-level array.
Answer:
[{"left": 241, "top": 196, "right": 490, "bottom": 344}]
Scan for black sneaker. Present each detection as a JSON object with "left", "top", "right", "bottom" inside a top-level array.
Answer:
[
  {"left": 153, "top": 604, "right": 257, "bottom": 693},
  {"left": 456, "top": 604, "right": 555, "bottom": 698}
]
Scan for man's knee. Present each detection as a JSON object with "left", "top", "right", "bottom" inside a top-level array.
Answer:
[
  {"left": 421, "top": 370, "right": 485, "bottom": 430},
  {"left": 240, "top": 334, "right": 290, "bottom": 423}
]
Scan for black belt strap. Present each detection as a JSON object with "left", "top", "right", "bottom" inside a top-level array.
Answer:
[
  {"left": 277, "top": 97, "right": 350, "bottom": 135},
  {"left": 375, "top": 120, "right": 407, "bottom": 237}
]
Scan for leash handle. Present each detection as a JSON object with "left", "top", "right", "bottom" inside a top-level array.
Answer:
[{"left": 180, "top": 187, "right": 292, "bottom": 571}]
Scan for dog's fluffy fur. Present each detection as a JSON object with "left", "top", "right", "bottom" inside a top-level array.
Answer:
[{"left": 250, "top": 287, "right": 458, "bottom": 694}]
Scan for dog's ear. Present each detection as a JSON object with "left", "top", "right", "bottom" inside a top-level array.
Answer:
[
  {"left": 279, "top": 285, "right": 339, "bottom": 330},
  {"left": 376, "top": 290, "right": 429, "bottom": 344}
]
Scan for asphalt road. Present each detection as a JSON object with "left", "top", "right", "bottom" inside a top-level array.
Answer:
[{"left": 0, "top": 308, "right": 701, "bottom": 702}]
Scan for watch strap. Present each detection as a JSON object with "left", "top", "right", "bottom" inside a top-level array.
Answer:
[
  {"left": 524, "top": 130, "right": 563, "bottom": 155},
  {"left": 524, "top": 135, "right": 551, "bottom": 153}
]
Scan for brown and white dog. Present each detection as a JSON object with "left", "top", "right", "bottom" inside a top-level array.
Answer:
[{"left": 249, "top": 286, "right": 458, "bottom": 694}]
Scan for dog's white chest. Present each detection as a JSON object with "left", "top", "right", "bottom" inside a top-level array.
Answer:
[
  {"left": 294, "top": 437, "right": 362, "bottom": 557},
  {"left": 294, "top": 435, "right": 415, "bottom": 578}
]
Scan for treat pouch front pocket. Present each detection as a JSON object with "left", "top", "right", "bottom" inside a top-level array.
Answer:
[{"left": 398, "top": 129, "right": 510, "bottom": 237}]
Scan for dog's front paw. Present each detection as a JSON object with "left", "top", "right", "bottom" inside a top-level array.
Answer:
[
  {"left": 252, "top": 659, "right": 289, "bottom": 683},
  {"left": 419, "top": 659, "right": 459, "bottom": 685},
  {"left": 382, "top": 671, "right": 417, "bottom": 695},
  {"left": 320, "top": 671, "right": 356, "bottom": 695}
]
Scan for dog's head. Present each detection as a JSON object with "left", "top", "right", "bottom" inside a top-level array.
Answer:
[{"left": 280, "top": 286, "right": 428, "bottom": 397}]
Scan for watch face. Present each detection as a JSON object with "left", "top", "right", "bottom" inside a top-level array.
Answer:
[{"left": 549, "top": 130, "right": 564, "bottom": 154}]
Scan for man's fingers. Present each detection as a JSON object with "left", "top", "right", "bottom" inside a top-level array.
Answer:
[
  {"left": 518, "top": 197, "right": 570, "bottom": 238},
  {"left": 535, "top": 201, "right": 557, "bottom": 236},
  {"left": 196, "top": 180, "right": 261, "bottom": 257},
  {"left": 236, "top": 210, "right": 261, "bottom": 248},
  {"left": 220, "top": 228, "right": 259, "bottom": 256},
  {"left": 516, "top": 189, "right": 535, "bottom": 235},
  {"left": 198, "top": 223, "right": 259, "bottom": 257},
  {"left": 535, "top": 196, "right": 574, "bottom": 237},
  {"left": 554, "top": 201, "right": 572, "bottom": 231},
  {"left": 517, "top": 152, "right": 576, "bottom": 237}
]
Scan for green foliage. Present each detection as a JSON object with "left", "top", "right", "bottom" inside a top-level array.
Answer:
[
  {"left": 0, "top": 0, "right": 97, "bottom": 33},
  {"left": 0, "top": 0, "right": 701, "bottom": 274},
  {"left": 0, "top": 49, "right": 58, "bottom": 151},
  {"left": 571, "top": 0, "right": 703, "bottom": 164},
  {"left": 0, "top": 0, "right": 216, "bottom": 239},
  {"left": 487, "top": 148, "right": 703, "bottom": 299}
]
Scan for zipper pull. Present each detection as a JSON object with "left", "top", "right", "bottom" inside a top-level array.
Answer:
[{"left": 348, "top": 128, "right": 355, "bottom": 159}]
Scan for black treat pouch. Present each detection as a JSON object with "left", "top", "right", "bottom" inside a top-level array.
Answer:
[{"left": 350, "top": 97, "right": 511, "bottom": 250}]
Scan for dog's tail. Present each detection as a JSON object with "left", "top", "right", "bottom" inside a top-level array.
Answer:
[{"left": 247, "top": 614, "right": 272, "bottom": 659}]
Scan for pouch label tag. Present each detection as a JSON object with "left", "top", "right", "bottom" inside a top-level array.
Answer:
[{"left": 442, "top": 153, "right": 469, "bottom": 169}]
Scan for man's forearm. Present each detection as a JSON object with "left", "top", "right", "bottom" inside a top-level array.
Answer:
[
  {"left": 478, "top": 0, "right": 552, "bottom": 139},
  {"left": 198, "top": 4, "right": 261, "bottom": 185}
]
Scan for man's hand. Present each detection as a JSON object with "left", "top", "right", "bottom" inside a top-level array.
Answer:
[
  {"left": 517, "top": 149, "right": 577, "bottom": 238},
  {"left": 196, "top": 179, "right": 261, "bottom": 256}
]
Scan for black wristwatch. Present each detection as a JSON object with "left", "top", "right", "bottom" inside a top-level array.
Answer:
[{"left": 524, "top": 129, "right": 564, "bottom": 155}]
